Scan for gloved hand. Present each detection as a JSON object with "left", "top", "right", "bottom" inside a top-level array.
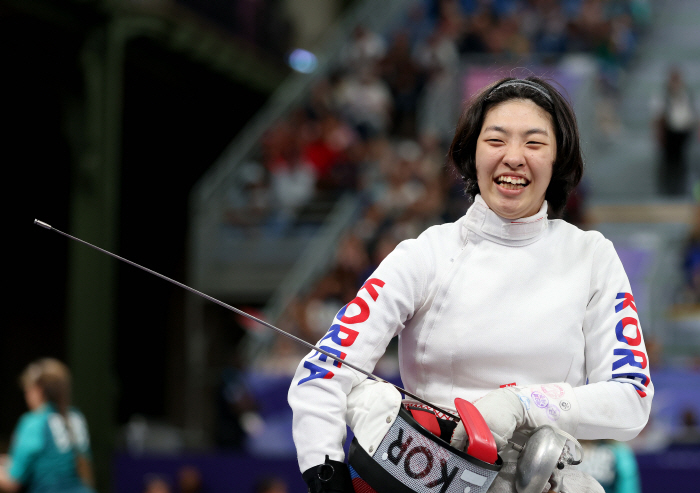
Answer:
[
  {"left": 451, "top": 383, "right": 580, "bottom": 453},
  {"left": 345, "top": 379, "right": 401, "bottom": 456},
  {"left": 302, "top": 455, "right": 355, "bottom": 493},
  {"left": 451, "top": 388, "right": 525, "bottom": 452}
]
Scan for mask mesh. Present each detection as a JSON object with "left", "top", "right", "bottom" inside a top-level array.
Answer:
[{"left": 371, "top": 414, "right": 499, "bottom": 493}]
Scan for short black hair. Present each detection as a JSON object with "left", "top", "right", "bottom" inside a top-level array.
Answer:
[{"left": 448, "top": 76, "right": 584, "bottom": 216}]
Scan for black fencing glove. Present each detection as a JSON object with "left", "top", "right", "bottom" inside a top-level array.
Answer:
[{"left": 302, "top": 455, "right": 355, "bottom": 493}]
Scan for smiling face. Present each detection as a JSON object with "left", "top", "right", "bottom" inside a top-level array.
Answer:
[{"left": 475, "top": 99, "right": 556, "bottom": 219}]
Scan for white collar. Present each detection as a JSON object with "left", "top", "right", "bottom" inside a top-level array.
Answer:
[{"left": 463, "top": 195, "right": 549, "bottom": 246}]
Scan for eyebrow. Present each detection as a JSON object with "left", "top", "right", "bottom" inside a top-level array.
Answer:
[{"left": 483, "top": 125, "right": 550, "bottom": 137}]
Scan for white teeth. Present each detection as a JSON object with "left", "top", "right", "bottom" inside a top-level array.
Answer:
[{"left": 497, "top": 176, "right": 528, "bottom": 185}]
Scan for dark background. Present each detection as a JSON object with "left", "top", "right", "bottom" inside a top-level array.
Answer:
[{"left": 1, "top": 2, "right": 270, "bottom": 442}]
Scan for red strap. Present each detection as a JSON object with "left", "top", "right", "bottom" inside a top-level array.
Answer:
[
  {"left": 409, "top": 408, "right": 441, "bottom": 436},
  {"left": 454, "top": 398, "right": 498, "bottom": 464},
  {"left": 351, "top": 477, "right": 379, "bottom": 493}
]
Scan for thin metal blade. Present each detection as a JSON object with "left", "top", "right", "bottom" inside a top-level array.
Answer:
[{"left": 34, "top": 219, "right": 460, "bottom": 421}]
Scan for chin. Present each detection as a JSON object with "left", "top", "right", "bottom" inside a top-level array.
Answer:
[
  {"left": 494, "top": 209, "right": 523, "bottom": 220},
  {"left": 490, "top": 199, "right": 528, "bottom": 219},
  {"left": 491, "top": 193, "right": 544, "bottom": 219}
]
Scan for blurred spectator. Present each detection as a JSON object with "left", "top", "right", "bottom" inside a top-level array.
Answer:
[
  {"left": 373, "top": 145, "right": 426, "bottom": 220},
  {"left": 362, "top": 233, "right": 400, "bottom": 281},
  {"left": 301, "top": 114, "right": 358, "bottom": 191},
  {"left": 0, "top": 359, "right": 95, "bottom": 493},
  {"left": 143, "top": 475, "right": 172, "bottom": 493},
  {"left": 577, "top": 440, "right": 641, "bottom": 493},
  {"left": 334, "top": 234, "right": 371, "bottom": 294},
  {"left": 459, "top": 11, "right": 488, "bottom": 54},
  {"left": 381, "top": 30, "right": 426, "bottom": 137},
  {"left": 525, "top": 0, "right": 568, "bottom": 54},
  {"left": 340, "top": 26, "right": 387, "bottom": 73},
  {"left": 671, "top": 408, "right": 700, "bottom": 446},
  {"left": 404, "top": 2, "right": 437, "bottom": 51},
  {"left": 415, "top": 26, "right": 461, "bottom": 142},
  {"left": 269, "top": 160, "right": 315, "bottom": 214},
  {"left": 224, "top": 162, "right": 272, "bottom": 233},
  {"left": 177, "top": 466, "right": 203, "bottom": 493},
  {"left": 335, "top": 67, "right": 393, "bottom": 140},
  {"left": 253, "top": 476, "right": 288, "bottom": 493},
  {"left": 652, "top": 67, "right": 697, "bottom": 196},
  {"left": 261, "top": 118, "right": 317, "bottom": 232}
]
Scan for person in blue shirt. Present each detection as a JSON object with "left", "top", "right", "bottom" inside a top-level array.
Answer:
[
  {"left": 577, "top": 440, "right": 641, "bottom": 493},
  {"left": 0, "top": 358, "right": 95, "bottom": 493}
]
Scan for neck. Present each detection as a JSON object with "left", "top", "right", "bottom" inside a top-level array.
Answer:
[{"left": 463, "top": 195, "right": 549, "bottom": 246}]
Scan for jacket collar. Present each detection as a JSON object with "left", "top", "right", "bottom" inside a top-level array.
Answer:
[{"left": 463, "top": 195, "right": 549, "bottom": 246}]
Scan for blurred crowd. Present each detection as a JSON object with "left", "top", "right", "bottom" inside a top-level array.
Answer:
[
  {"left": 226, "top": 0, "right": 653, "bottom": 233},
  {"left": 142, "top": 467, "right": 204, "bottom": 493},
  {"left": 179, "top": 0, "right": 652, "bottom": 67}
]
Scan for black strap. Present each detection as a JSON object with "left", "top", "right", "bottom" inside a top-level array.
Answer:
[
  {"left": 302, "top": 455, "right": 355, "bottom": 493},
  {"left": 437, "top": 417, "right": 458, "bottom": 443}
]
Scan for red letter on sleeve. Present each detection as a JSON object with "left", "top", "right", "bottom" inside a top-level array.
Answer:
[
  {"left": 361, "top": 278, "right": 385, "bottom": 301},
  {"left": 340, "top": 297, "right": 370, "bottom": 325}
]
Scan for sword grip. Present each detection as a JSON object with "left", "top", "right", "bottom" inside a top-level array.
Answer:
[{"left": 455, "top": 398, "right": 499, "bottom": 464}]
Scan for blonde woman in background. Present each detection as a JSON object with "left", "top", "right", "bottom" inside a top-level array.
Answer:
[{"left": 0, "top": 359, "right": 95, "bottom": 493}]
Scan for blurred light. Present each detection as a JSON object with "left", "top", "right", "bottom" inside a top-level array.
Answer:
[{"left": 288, "top": 49, "right": 317, "bottom": 74}]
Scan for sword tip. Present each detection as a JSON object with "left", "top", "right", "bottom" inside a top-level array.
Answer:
[{"left": 34, "top": 219, "right": 52, "bottom": 230}]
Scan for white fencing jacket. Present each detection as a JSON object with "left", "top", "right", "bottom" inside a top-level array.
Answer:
[{"left": 288, "top": 195, "right": 653, "bottom": 472}]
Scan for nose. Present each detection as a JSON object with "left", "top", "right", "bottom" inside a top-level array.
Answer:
[{"left": 503, "top": 143, "right": 525, "bottom": 168}]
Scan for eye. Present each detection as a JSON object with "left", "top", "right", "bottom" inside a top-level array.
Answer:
[{"left": 527, "top": 141, "right": 544, "bottom": 146}]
